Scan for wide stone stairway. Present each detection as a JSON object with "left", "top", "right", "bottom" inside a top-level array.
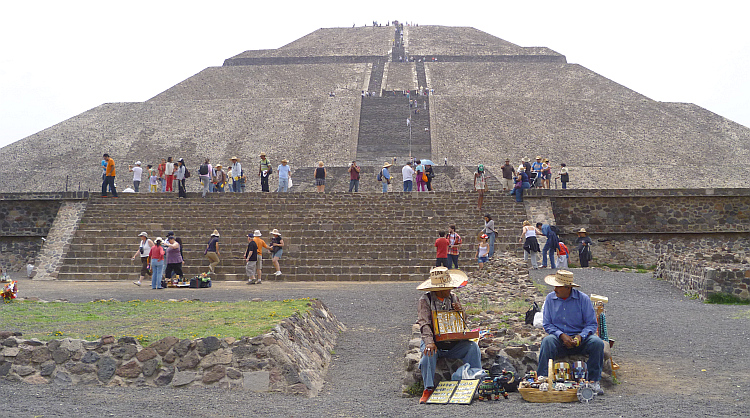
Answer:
[{"left": 56, "top": 192, "right": 526, "bottom": 282}]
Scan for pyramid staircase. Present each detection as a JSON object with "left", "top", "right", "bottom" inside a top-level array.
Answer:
[{"left": 56, "top": 192, "right": 527, "bottom": 282}]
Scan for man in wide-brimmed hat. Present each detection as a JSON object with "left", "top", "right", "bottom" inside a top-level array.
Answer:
[
  {"left": 538, "top": 270, "right": 605, "bottom": 395},
  {"left": 416, "top": 267, "right": 480, "bottom": 403},
  {"left": 379, "top": 162, "right": 392, "bottom": 193},
  {"left": 277, "top": 159, "right": 291, "bottom": 192}
]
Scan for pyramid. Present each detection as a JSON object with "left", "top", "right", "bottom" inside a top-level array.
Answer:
[{"left": 2, "top": 24, "right": 748, "bottom": 192}]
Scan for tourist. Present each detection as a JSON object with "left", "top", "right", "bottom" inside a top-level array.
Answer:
[
  {"left": 416, "top": 267, "right": 481, "bottom": 404},
  {"left": 511, "top": 170, "right": 531, "bottom": 202},
  {"left": 522, "top": 157, "right": 532, "bottom": 177},
  {"left": 259, "top": 153, "right": 272, "bottom": 192},
  {"left": 348, "top": 160, "right": 360, "bottom": 192},
  {"left": 500, "top": 159, "right": 515, "bottom": 191},
  {"left": 253, "top": 230, "right": 271, "bottom": 283},
  {"left": 576, "top": 228, "right": 593, "bottom": 267},
  {"left": 556, "top": 163, "right": 569, "bottom": 189},
  {"left": 542, "top": 159, "right": 552, "bottom": 189},
  {"left": 520, "top": 221, "right": 541, "bottom": 269},
  {"left": 402, "top": 161, "right": 414, "bottom": 192},
  {"left": 147, "top": 237, "right": 165, "bottom": 289},
  {"left": 482, "top": 214, "right": 496, "bottom": 258},
  {"left": 531, "top": 156, "right": 544, "bottom": 187},
  {"left": 198, "top": 158, "right": 213, "bottom": 198},
  {"left": 230, "top": 156, "right": 243, "bottom": 193},
  {"left": 277, "top": 159, "right": 291, "bottom": 192},
  {"left": 165, "top": 157, "right": 175, "bottom": 192},
  {"left": 415, "top": 159, "right": 426, "bottom": 192},
  {"left": 477, "top": 234, "right": 489, "bottom": 269},
  {"left": 204, "top": 229, "right": 220, "bottom": 274},
  {"left": 175, "top": 158, "right": 187, "bottom": 198},
  {"left": 244, "top": 233, "right": 260, "bottom": 284},
  {"left": 148, "top": 165, "right": 158, "bottom": 193},
  {"left": 213, "top": 164, "right": 226, "bottom": 192},
  {"left": 129, "top": 161, "right": 143, "bottom": 192},
  {"left": 158, "top": 158, "right": 167, "bottom": 192},
  {"left": 101, "top": 154, "right": 118, "bottom": 198},
  {"left": 473, "top": 164, "right": 487, "bottom": 211},
  {"left": 270, "top": 229, "right": 284, "bottom": 276},
  {"left": 556, "top": 241, "right": 570, "bottom": 269},
  {"left": 131, "top": 232, "right": 153, "bottom": 286},
  {"left": 380, "top": 162, "right": 392, "bottom": 193},
  {"left": 434, "top": 231, "right": 449, "bottom": 268},
  {"left": 314, "top": 161, "right": 326, "bottom": 193},
  {"left": 447, "top": 225, "right": 462, "bottom": 269},
  {"left": 538, "top": 270, "right": 605, "bottom": 395},
  {"left": 164, "top": 235, "right": 184, "bottom": 280},
  {"left": 537, "top": 222, "right": 560, "bottom": 269},
  {"left": 424, "top": 163, "right": 434, "bottom": 191},
  {"left": 443, "top": 157, "right": 447, "bottom": 166}
]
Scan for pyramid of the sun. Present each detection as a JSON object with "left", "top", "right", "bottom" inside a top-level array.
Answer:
[{"left": 2, "top": 25, "right": 748, "bottom": 192}]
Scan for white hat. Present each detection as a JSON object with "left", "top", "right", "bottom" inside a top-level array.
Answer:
[
  {"left": 544, "top": 270, "right": 580, "bottom": 287},
  {"left": 138, "top": 232, "right": 148, "bottom": 237},
  {"left": 416, "top": 267, "right": 468, "bottom": 291},
  {"left": 271, "top": 229, "right": 281, "bottom": 236},
  {"left": 211, "top": 229, "right": 220, "bottom": 237},
  {"left": 135, "top": 161, "right": 142, "bottom": 166},
  {"left": 253, "top": 230, "right": 262, "bottom": 237}
]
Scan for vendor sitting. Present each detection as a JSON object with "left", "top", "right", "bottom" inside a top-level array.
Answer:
[
  {"left": 416, "top": 267, "right": 481, "bottom": 404},
  {"left": 538, "top": 270, "right": 605, "bottom": 395}
]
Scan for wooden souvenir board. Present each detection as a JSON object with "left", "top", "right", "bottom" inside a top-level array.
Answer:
[
  {"left": 448, "top": 379, "right": 480, "bottom": 404},
  {"left": 432, "top": 310, "right": 480, "bottom": 342},
  {"left": 426, "top": 381, "right": 458, "bottom": 404}
]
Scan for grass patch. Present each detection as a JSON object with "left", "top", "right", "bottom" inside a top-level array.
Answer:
[
  {"left": 705, "top": 293, "right": 750, "bottom": 305},
  {"left": 0, "top": 298, "right": 312, "bottom": 344},
  {"left": 404, "top": 380, "right": 424, "bottom": 397},
  {"left": 600, "top": 263, "right": 653, "bottom": 273},
  {"left": 734, "top": 310, "right": 750, "bottom": 320}
]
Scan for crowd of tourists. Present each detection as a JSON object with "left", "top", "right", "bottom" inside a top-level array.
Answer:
[
  {"left": 521, "top": 221, "right": 592, "bottom": 270},
  {"left": 131, "top": 229, "right": 285, "bottom": 288}
]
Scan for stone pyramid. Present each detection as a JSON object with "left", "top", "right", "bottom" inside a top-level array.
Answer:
[{"left": 2, "top": 24, "right": 748, "bottom": 192}]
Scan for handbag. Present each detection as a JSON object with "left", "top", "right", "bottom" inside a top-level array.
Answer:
[
  {"left": 422, "top": 173, "right": 428, "bottom": 182},
  {"left": 524, "top": 302, "right": 540, "bottom": 325}
]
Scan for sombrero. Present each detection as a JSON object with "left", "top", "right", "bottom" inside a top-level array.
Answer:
[
  {"left": 416, "top": 267, "right": 469, "bottom": 291},
  {"left": 544, "top": 270, "right": 580, "bottom": 287}
]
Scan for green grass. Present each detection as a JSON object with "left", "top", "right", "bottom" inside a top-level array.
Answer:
[
  {"left": 600, "top": 262, "right": 652, "bottom": 273},
  {"left": 705, "top": 293, "right": 750, "bottom": 305},
  {"left": 0, "top": 298, "right": 312, "bottom": 345}
]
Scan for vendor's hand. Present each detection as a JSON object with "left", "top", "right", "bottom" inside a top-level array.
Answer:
[
  {"left": 452, "top": 302, "right": 462, "bottom": 311},
  {"left": 424, "top": 343, "right": 437, "bottom": 356},
  {"left": 560, "top": 333, "right": 576, "bottom": 349}
]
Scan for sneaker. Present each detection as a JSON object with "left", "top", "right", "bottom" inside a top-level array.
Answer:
[
  {"left": 591, "top": 381, "right": 604, "bottom": 395},
  {"left": 247, "top": 279, "right": 255, "bottom": 285},
  {"left": 419, "top": 388, "right": 434, "bottom": 404},
  {"left": 133, "top": 281, "right": 141, "bottom": 286},
  {"left": 274, "top": 271, "right": 282, "bottom": 276},
  {"left": 256, "top": 279, "right": 262, "bottom": 284}
]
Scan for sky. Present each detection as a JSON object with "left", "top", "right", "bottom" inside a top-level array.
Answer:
[{"left": 1, "top": 1, "right": 748, "bottom": 149}]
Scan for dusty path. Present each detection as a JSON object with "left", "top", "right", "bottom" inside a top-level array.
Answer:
[{"left": 2, "top": 270, "right": 749, "bottom": 417}]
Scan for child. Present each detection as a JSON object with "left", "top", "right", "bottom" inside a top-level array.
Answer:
[
  {"left": 148, "top": 165, "right": 158, "bottom": 193},
  {"left": 556, "top": 241, "right": 569, "bottom": 269},
  {"left": 434, "top": 231, "right": 449, "bottom": 267},
  {"left": 477, "top": 234, "right": 489, "bottom": 268}
]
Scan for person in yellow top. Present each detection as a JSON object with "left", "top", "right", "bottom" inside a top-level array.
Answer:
[
  {"left": 251, "top": 230, "right": 271, "bottom": 284},
  {"left": 101, "top": 154, "right": 118, "bottom": 197}
]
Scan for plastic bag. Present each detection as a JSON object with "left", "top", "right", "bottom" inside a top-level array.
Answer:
[
  {"left": 452, "top": 363, "right": 487, "bottom": 381},
  {"left": 533, "top": 303, "right": 545, "bottom": 328}
]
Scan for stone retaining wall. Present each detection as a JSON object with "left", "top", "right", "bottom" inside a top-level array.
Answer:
[
  {"left": 653, "top": 253, "right": 750, "bottom": 300},
  {"left": 0, "top": 299, "right": 345, "bottom": 396}
]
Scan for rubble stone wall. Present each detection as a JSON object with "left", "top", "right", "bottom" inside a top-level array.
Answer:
[
  {"left": 0, "top": 299, "right": 345, "bottom": 396},
  {"left": 654, "top": 253, "right": 750, "bottom": 300}
]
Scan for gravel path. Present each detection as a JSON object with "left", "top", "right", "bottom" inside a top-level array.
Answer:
[{"left": 2, "top": 270, "right": 749, "bottom": 417}]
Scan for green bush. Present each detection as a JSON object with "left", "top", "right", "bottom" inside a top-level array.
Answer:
[{"left": 706, "top": 293, "right": 750, "bottom": 305}]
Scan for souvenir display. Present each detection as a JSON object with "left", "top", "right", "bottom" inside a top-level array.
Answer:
[{"left": 2, "top": 280, "right": 17, "bottom": 302}]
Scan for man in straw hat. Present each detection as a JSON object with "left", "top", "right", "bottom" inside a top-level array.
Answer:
[
  {"left": 277, "top": 159, "right": 291, "bottom": 192},
  {"left": 258, "top": 153, "right": 272, "bottom": 192},
  {"left": 379, "top": 162, "right": 392, "bottom": 193},
  {"left": 416, "top": 267, "right": 481, "bottom": 403},
  {"left": 538, "top": 270, "right": 605, "bottom": 395}
]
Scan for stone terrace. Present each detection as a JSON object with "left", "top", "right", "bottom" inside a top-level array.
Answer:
[
  {"left": 405, "top": 26, "right": 563, "bottom": 58},
  {"left": 148, "top": 64, "right": 370, "bottom": 102},
  {"left": 383, "top": 63, "right": 418, "bottom": 91}
]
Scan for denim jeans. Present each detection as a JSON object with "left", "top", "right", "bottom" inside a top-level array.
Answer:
[
  {"left": 382, "top": 181, "right": 388, "bottom": 193},
  {"left": 159, "top": 178, "right": 165, "bottom": 192},
  {"left": 542, "top": 240, "right": 556, "bottom": 268},
  {"left": 102, "top": 176, "right": 118, "bottom": 197},
  {"left": 200, "top": 177, "right": 210, "bottom": 197},
  {"left": 150, "top": 259, "right": 165, "bottom": 289},
  {"left": 537, "top": 335, "right": 605, "bottom": 381},
  {"left": 419, "top": 340, "right": 482, "bottom": 388},
  {"left": 448, "top": 254, "right": 459, "bottom": 269},
  {"left": 278, "top": 177, "right": 289, "bottom": 192},
  {"left": 487, "top": 232, "right": 495, "bottom": 257},
  {"left": 349, "top": 179, "right": 359, "bottom": 192},
  {"left": 562, "top": 181, "right": 568, "bottom": 189},
  {"left": 403, "top": 180, "right": 413, "bottom": 192},
  {"left": 133, "top": 181, "right": 140, "bottom": 193}
]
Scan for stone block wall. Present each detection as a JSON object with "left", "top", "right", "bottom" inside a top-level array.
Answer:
[
  {"left": 654, "top": 253, "right": 750, "bottom": 300},
  {"left": 0, "top": 299, "right": 345, "bottom": 396}
]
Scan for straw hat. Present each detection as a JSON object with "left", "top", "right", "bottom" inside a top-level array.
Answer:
[
  {"left": 416, "top": 267, "right": 469, "bottom": 291},
  {"left": 259, "top": 152, "right": 266, "bottom": 157},
  {"left": 535, "top": 156, "right": 542, "bottom": 160},
  {"left": 154, "top": 237, "right": 163, "bottom": 244},
  {"left": 522, "top": 157, "right": 530, "bottom": 162},
  {"left": 578, "top": 228, "right": 587, "bottom": 234},
  {"left": 230, "top": 156, "right": 239, "bottom": 161},
  {"left": 383, "top": 162, "right": 392, "bottom": 168},
  {"left": 211, "top": 230, "right": 220, "bottom": 237},
  {"left": 544, "top": 270, "right": 580, "bottom": 287},
  {"left": 318, "top": 161, "right": 324, "bottom": 167},
  {"left": 253, "top": 230, "right": 262, "bottom": 237},
  {"left": 138, "top": 232, "right": 148, "bottom": 237},
  {"left": 215, "top": 164, "right": 222, "bottom": 169},
  {"left": 281, "top": 159, "right": 289, "bottom": 163},
  {"left": 271, "top": 229, "right": 281, "bottom": 236}
]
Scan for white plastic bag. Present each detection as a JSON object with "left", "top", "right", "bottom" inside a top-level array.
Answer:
[
  {"left": 533, "top": 302, "right": 545, "bottom": 328},
  {"left": 452, "top": 363, "right": 486, "bottom": 381},
  {"left": 288, "top": 178, "right": 293, "bottom": 188}
]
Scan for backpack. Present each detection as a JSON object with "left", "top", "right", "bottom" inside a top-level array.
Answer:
[
  {"left": 199, "top": 164, "right": 209, "bottom": 176},
  {"left": 377, "top": 169, "right": 383, "bottom": 182},
  {"left": 549, "top": 225, "right": 560, "bottom": 235},
  {"left": 184, "top": 167, "right": 191, "bottom": 178},
  {"left": 558, "top": 242, "right": 569, "bottom": 256}
]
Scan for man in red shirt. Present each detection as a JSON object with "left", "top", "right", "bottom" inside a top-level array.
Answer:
[{"left": 434, "top": 231, "right": 449, "bottom": 267}]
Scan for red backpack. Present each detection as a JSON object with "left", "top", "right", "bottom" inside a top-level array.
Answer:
[{"left": 558, "top": 242, "right": 569, "bottom": 255}]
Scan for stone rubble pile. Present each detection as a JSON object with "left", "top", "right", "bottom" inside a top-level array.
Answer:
[{"left": 0, "top": 299, "right": 344, "bottom": 396}]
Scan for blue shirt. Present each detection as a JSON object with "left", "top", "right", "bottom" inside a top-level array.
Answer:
[
  {"left": 531, "top": 161, "right": 543, "bottom": 173},
  {"left": 277, "top": 164, "right": 290, "bottom": 179},
  {"left": 382, "top": 167, "right": 390, "bottom": 180},
  {"left": 542, "top": 288, "right": 598, "bottom": 339}
]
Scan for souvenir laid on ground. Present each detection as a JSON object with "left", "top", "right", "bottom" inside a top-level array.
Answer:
[
  {"left": 167, "top": 275, "right": 190, "bottom": 288},
  {"left": 2, "top": 280, "right": 18, "bottom": 302},
  {"left": 188, "top": 272, "right": 212, "bottom": 288},
  {"left": 448, "top": 379, "right": 480, "bottom": 404},
  {"left": 518, "top": 359, "right": 583, "bottom": 403},
  {"left": 426, "top": 380, "right": 458, "bottom": 404}
]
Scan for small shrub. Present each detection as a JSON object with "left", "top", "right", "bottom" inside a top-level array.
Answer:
[
  {"left": 706, "top": 293, "right": 750, "bottom": 305},
  {"left": 404, "top": 380, "right": 424, "bottom": 397}
]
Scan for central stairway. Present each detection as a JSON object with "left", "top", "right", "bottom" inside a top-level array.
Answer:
[{"left": 57, "top": 192, "right": 527, "bottom": 282}]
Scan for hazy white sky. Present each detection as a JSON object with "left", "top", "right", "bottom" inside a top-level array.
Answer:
[{"left": 1, "top": 1, "right": 748, "bottom": 148}]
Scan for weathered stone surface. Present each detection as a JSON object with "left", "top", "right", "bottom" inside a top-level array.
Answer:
[
  {"left": 171, "top": 371, "right": 196, "bottom": 387},
  {"left": 40, "top": 361, "right": 56, "bottom": 376},
  {"left": 176, "top": 350, "right": 200, "bottom": 370},
  {"left": 100, "top": 336, "right": 115, "bottom": 345},
  {"left": 52, "top": 348, "right": 71, "bottom": 364},
  {"left": 173, "top": 339, "right": 192, "bottom": 356},
  {"left": 30, "top": 347, "right": 51, "bottom": 363},
  {"left": 163, "top": 351, "right": 177, "bottom": 364},
  {"left": 3, "top": 347, "right": 20, "bottom": 357},
  {"left": 15, "top": 348, "right": 32, "bottom": 365},
  {"left": 0, "top": 361, "right": 11, "bottom": 376},
  {"left": 244, "top": 370, "right": 270, "bottom": 392},
  {"left": 14, "top": 365, "right": 35, "bottom": 376},
  {"left": 232, "top": 344, "right": 258, "bottom": 358},
  {"left": 97, "top": 356, "right": 117, "bottom": 382},
  {"left": 2, "top": 337, "right": 18, "bottom": 347},
  {"left": 199, "top": 348, "right": 232, "bottom": 369},
  {"left": 155, "top": 369, "right": 174, "bottom": 386},
  {"left": 81, "top": 350, "right": 100, "bottom": 364},
  {"left": 66, "top": 362, "right": 97, "bottom": 375},
  {"left": 202, "top": 365, "right": 226, "bottom": 384},
  {"left": 135, "top": 347, "right": 157, "bottom": 362},
  {"left": 196, "top": 337, "right": 221, "bottom": 356},
  {"left": 116, "top": 360, "right": 142, "bottom": 378},
  {"left": 142, "top": 358, "right": 159, "bottom": 377},
  {"left": 226, "top": 367, "right": 242, "bottom": 380},
  {"left": 118, "top": 336, "right": 137, "bottom": 345},
  {"left": 53, "top": 371, "right": 72, "bottom": 386},
  {"left": 24, "top": 374, "right": 48, "bottom": 384},
  {"left": 150, "top": 336, "right": 179, "bottom": 356},
  {"left": 505, "top": 346, "right": 526, "bottom": 359},
  {"left": 111, "top": 344, "right": 138, "bottom": 360}
]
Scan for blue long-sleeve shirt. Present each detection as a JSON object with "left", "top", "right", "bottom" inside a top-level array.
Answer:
[{"left": 542, "top": 289, "right": 599, "bottom": 340}]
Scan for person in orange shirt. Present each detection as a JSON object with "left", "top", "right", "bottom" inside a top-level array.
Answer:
[
  {"left": 101, "top": 154, "right": 118, "bottom": 198},
  {"left": 251, "top": 230, "right": 271, "bottom": 284}
]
